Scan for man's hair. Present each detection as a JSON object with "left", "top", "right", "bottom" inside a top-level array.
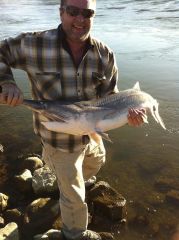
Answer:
[{"left": 60, "top": 0, "right": 96, "bottom": 7}]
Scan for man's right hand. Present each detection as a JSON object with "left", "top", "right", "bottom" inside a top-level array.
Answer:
[{"left": 0, "top": 83, "right": 23, "bottom": 106}]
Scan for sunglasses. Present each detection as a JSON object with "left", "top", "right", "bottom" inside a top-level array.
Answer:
[{"left": 62, "top": 5, "right": 95, "bottom": 19}]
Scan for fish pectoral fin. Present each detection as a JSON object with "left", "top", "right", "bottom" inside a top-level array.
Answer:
[{"left": 95, "top": 128, "right": 113, "bottom": 143}]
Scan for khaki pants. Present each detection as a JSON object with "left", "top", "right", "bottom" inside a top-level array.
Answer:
[{"left": 42, "top": 139, "right": 106, "bottom": 239}]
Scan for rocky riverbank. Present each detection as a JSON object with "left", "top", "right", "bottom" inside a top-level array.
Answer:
[
  {"left": 0, "top": 154, "right": 127, "bottom": 240},
  {"left": 0, "top": 154, "right": 179, "bottom": 240}
]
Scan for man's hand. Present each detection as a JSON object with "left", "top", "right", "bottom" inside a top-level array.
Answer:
[
  {"left": 0, "top": 83, "right": 23, "bottom": 106},
  {"left": 127, "top": 108, "right": 147, "bottom": 127}
]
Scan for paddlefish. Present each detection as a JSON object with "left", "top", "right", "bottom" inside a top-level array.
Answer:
[{"left": 21, "top": 82, "right": 166, "bottom": 143}]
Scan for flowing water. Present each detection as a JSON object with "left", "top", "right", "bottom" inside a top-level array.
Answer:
[{"left": 0, "top": 0, "right": 179, "bottom": 239}]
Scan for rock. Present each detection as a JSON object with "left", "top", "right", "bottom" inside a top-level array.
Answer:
[
  {"left": 20, "top": 156, "right": 44, "bottom": 173},
  {"left": 99, "top": 232, "right": 114, "bottom": 240},
  {"left": 14, "top": 169, "right": 33, "bottom": 193},
  {"left": 0, "top": 222, "right": 19, "bottom": 240},
  {"left": 33, "top": 229, "right": 114, "bottom": 240},
  {"left": 138, "top": 158, "right": 165, "bottom": 175},
  {"left": 0, "top": 216, "right": 5, "bottom": 228},
  {"left": 133, "top": 214, "right": 150, "bottom": 226},
  {"left": 154, "top": 177, "right": 179, "bottom": 193},
  {"left": 0, "top": 161, "right": 9, "bottom": 188},
  {"left": 88, "top": 181, "right": 127, "bottom": 221},
  {"left": 33, "top": 229, "right": 62, "bottom": 239},
  {"left": 145, "top": 192, "right": 165, "bottom": 207},
  {"left": 3, "top": 208, "right": 24, "bottom": 226},
  {"left": 0, "top": 193, "right": 9, "bottom": 212},
  {"left": 166, "top": 190, "right": 179, "bottom": 206},
  {"left": 23, "top": 198, "right": 60, "bottom": 237},
  {"left": 32, "top": 166, "right": 58, "bottom": 195}
]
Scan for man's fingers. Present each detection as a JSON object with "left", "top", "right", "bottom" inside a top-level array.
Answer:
[
  {"left": 0, "top": 84, "right": 23, "bottom": 106},
  {"left": 10, "top": 90, "right": 23, "bottom": 106},
  {"left": 128, "top": 108, "right": 147, "bottom": 126}
]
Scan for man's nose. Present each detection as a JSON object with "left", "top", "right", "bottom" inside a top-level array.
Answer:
[{"left": 76, "top": 14, "right": 85, "bottom": 22}]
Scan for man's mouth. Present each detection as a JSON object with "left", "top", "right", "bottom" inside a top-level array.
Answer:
[{"left": 73, "top": 24, "right": 84, "bottom": 31}]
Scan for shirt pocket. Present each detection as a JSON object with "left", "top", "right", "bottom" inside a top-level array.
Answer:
[{"left": 35, "top": 72, "right": 62, "bottom": 100}]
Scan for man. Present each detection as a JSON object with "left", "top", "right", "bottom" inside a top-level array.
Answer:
[{"left": 0, "top": 0, "right": 145, "bottom": 239}]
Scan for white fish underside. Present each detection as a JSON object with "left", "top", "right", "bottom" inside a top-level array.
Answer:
[{"left": 23, "top": 82, "right": 166, "bottom": 143}]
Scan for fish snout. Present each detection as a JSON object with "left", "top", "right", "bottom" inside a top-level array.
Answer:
[{"left": 152, "top": 101, "right": 166, "bottom": 130}]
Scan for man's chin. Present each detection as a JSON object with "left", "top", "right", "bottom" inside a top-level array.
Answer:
[{"left": 71, "top": 34, "right": 89, "bottom": 43}]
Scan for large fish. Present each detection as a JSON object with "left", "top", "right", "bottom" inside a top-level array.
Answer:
[{"left": 21, "top": 82, "right": 166, "bottom": 143}]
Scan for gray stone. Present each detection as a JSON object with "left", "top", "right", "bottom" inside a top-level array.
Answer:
[
  {"left": 14, "top": 169, "right": 33, "bottom": 193},
  {"left": 0, "top": 193, "right": 9, "bottom": 212},
  {"left": 0, "top": 216, "right": 4, "bottom": 228},
  {"left": 23, "top": 198, "right": 60, "bottom": 237},
  {"left": 0, "top": 222, "right": 19, "bottom": 240},
  {"left": 34, "top": 229, "right": 62, "bottom": 240},
  {"left": 21, "top": 156, "right": 44, "bottom": 173},
  {"left": 32, "top": 166, "right": 58, "bottom": 195}
]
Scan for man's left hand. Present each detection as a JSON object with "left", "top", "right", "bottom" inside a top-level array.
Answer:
[{"left": 127, "top": 108, "right": 147, "bottom": 127}]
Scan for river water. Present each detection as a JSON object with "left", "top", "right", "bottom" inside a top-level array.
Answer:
[{"left": 0, "top": 0, "right": 179, "bottom": 239}]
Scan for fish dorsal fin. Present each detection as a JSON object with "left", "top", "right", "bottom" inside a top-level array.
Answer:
[{"left": 133, "top": 82, "right": 140, "bottom": 91}]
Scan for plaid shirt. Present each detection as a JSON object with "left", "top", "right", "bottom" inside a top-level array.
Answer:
[{"left": 0, "top": 25, "right": 118, "bottom": 152}]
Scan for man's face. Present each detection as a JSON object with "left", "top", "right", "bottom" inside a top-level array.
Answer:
[{"left": 60, "top": 0, "right": 96, "bottom": 43}]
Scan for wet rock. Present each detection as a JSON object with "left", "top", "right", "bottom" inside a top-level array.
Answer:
[
  {"left": 3, "top": 208, "right": 24, "bottom": 226},
  {"left": 166, "top": 190, "right": 179, "bottom": 206},
  {"left": 32, "top": 166, "right": 58, "bottom": 196},
  {"left": 138, "top": 158, "right": 165, "bottom": 175},
  {"left": 14, "top": 169, "right": 33, "bottom": 193},
  {"left": 127, "top": 201, "right": 151, "bottom": 228},
  {"left": 145, "top": 191, "right": 165, "bottom": 207},
  {"left": 0, "top": 193, "right": 9, "bottom": 212},
  {"left": 0, "top": 222, "right": 19, "bottom": 240},
  {"left": 33, "top": 229, "right": 62, "bottom": 239},
  {"left": 0, "top": 216, "right": 5, "bottom": 228},
  {"left": 20, "top": 156, "right": 43, "bottom": 173},
  {"left": 99, "top": 232, "right": 114, "bottom": 240},
  {"left": 154, "top": 177, "right": 179, "bottom": 193},
  {"left": 0, "top": 161, "right": 9, "bottom": 188},
  {"left": 133, "top": 214, "right": 150, "bottom": 226},
  {"left": 88, "top": 181, "right": 127, "bottom": 221},
  {"left": 150, "top": 222, "right": 160, "bottom": 236},
  {"left": 23, "top": 198, "right": 60, "bottom": 237},
  {"left": 33, "top": 229, "right": 114, "bottom": 240}
]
